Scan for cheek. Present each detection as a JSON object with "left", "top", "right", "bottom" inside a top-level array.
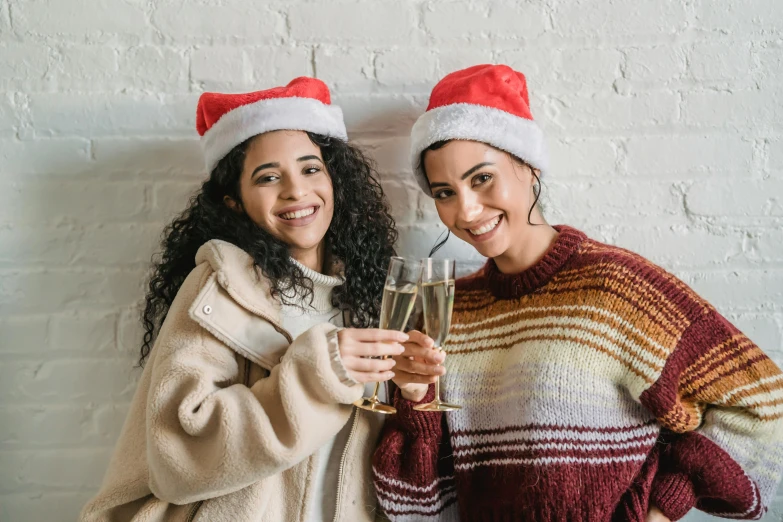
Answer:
[
  {"left": 487, "top": 181, "right": 515, "bottom": 209},
  {"left": 313, "top": 177, "right": 334, "bottom": 206},
  {"left": 240, "top": 186, "right": 276, "bottom": 225},
  {"left": 435, "top": 203, "right": 457, "bottom": 228}
]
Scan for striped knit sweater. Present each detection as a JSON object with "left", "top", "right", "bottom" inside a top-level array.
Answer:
[{"left": 373, "top": 225, "right": 783, "bottom": 522}]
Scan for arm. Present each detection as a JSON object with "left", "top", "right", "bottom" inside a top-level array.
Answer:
[
  {"left": 640, "top": 309, "right": 783, "bottom": 520},
  {"left": 373, "top": 330, "right": 458, "bottom": 520},
  {"left": 146, "top": 321, "right": 362, "bottom": 504},
  {"left": 372, "top": 385, "right": 459, "bottom": 521}
]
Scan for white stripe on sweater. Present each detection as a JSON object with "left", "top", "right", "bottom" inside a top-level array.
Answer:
[
  {"left": 373, "top": 469, "right": 456, "bottom": 493},
  {"left": 448, "top": 319, "right": 665, "bottom": 379},
  {"left": 378, "top": 490, "right": 458, "bottom": 514},
  {"left": 454, "top": 453, "right": 648, "bottom": 470},
  {"left": 451, "top": 423, "right": 659, "bottom": 447},
  {"left": 452, "top": 436, "right": 658, "bottom": 458}
]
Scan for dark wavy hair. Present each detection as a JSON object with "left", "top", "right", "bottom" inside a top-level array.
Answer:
[{"left": 139, "top": 132, "right": 397, "bottom": 366}]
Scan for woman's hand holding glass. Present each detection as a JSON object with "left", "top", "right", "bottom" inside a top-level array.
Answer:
[
  {"left": 338, "top": 328, "right": 408, "bottom": 383},
  {"left": 391, "top": 330, "right": 446, "bottom": 402}
]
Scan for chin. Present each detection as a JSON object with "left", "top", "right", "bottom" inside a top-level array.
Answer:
[
  {"left": 288, "top": 230, "right": 328, "bottom": 249},
  {"left": 462, "top": 236, "right": 506, "bottom": 259},
  {"left": 286, "top": 238, "right": 322, "bottom": 251}
]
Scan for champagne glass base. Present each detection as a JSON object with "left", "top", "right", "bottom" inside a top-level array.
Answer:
[
  {"left": 413, "top": 400, "right": 461, "bottom": 412},
  {"left": 354, "top": 396, "right": 397, "bottom": 414}
]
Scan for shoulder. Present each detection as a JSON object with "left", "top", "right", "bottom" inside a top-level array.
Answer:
[{"left": 568, "top": 234, "right": 710, "bottom": 322}]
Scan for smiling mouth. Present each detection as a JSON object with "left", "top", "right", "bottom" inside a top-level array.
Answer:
[
  {"left": 279, "top": 206, "right": 317, "bottom": 220},
  {"left": 468, "top": 215, "right": 501, "bottom": 236}
]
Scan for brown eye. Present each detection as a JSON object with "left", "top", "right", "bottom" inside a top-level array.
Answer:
[{"left": 472, "top": 173, "right": 492, "bottom": 186}]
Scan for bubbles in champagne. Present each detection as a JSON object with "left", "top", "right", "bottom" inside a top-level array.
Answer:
[
  {"left": 420, "top": 280, "right": 455, "bottom": 348},
  {"left": 380, "top": 282, "right": 418, "bottom": 331}
]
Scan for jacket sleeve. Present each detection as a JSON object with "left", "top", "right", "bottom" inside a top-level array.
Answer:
[
  {"left": 372, "top": 385, "right": 459, "bottom": 521},
  {"left": 640, "top": 308, "right": 783, "bottom": 520},
  {"left": 146, "top": 317, "right": 363, "bottom": 504}
]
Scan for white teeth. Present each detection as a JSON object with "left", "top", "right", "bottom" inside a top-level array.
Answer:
[
  {"left": 469, "top": 216, "right": 501, "bottom": 236},
  {"left": 281, "top": 207, "right": 316, "bottom": 220}
]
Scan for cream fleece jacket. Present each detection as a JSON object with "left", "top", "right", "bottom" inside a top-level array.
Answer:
[{"left": 79, "top": 240, "right": 386, "bottom": 522}]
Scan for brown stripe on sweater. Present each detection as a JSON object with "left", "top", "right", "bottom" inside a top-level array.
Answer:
[
  {"left": 447, "top": 319, "right": 665, "bottom": 376},
  {"left": 564, "top": 242, "right": 707, "bottom": 315},
  {"left": 683, "top": 352, "right": 783, "bottom": 403},
  {"left": 454, "top": 286, "right": 683, "bottom": 348},
  {"left": 680, "top": 343, "right": 762, "bottom": 395},
  {"left": 450, "top": 303, "right": 672, "bottom": 361},
  {"left": 721, "top": 378, "right": 783, "bottom": 408}
]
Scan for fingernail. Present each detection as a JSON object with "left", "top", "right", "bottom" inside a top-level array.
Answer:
[
  {"left": 397, "top": 344, "right": 406, "bottom": 353},
  {"left": 389, "top": 359, "right": 396, "bottom": 366},
  {"left": 398, "top": 333, "right": 409, "bottom": 342}
]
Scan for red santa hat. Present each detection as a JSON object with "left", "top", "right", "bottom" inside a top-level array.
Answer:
[
  {"left": 410, "top": 64, "right": 548, "bottom": 194},
  {"left": 196, "top": 77, "right": 348, "bottom": 174}
]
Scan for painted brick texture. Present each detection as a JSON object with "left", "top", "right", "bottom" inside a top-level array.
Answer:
[{"left": 1, "top": 1, "right": 781, "bottom": 520}]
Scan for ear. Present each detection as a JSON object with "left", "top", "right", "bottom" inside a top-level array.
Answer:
[
  {"left": 223, "top": 195, "right": 241, "bottom": 213},
  {"left": 531, "top": 168, "right": 541, "bottom": 184}
]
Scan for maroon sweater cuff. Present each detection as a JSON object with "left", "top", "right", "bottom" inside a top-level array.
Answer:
[
  {"left": 393, "top": 385, "right": 442, "bottom": 439},
  {"left": 651, "top": 472, "right": 697, "bottom": 521}
]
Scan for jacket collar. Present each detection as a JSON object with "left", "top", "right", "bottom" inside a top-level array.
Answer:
[{"left": 195, "top": 239, "right": 281, "bottom": 322}]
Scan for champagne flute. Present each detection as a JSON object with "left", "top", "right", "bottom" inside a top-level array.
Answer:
[
  {"left": 354, "top": 257, "right": 422, "bottom": 414},
  {"left": 414, "top": 258, "right": 461, "bottom": 412}
]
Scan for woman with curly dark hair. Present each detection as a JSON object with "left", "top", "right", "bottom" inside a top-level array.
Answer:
[{"left": 80, "top": 77, "right": 419, "bottom": 522}]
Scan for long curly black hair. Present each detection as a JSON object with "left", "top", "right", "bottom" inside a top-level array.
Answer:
[{"left": 139, "top": 132, "right": 397, "bottom": 366}]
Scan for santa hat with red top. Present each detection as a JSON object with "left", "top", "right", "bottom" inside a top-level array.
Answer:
[
  {"left": 196, "top": 77, "right": 348, "bottom": 174},
  {"left": 410, "top": 64, "right": 548, "bottom": 195}
]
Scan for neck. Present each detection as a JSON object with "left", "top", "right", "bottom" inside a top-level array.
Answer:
[
  {"left": 483, "top": 225, "right": 587, "bottom": 299},
  {"left": 493, "top": 209, "right": 558, "bottom": 274},
  {"left": 290, "top": 240, "right": 327, "bottom": 274}
]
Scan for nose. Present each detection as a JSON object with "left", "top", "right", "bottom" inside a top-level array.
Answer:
[
  {"left": 280, "top": 172, "right": 309, "bottom": 200},
  {"left": 457, "top": 191, "right": 483, "bottom": 224}
]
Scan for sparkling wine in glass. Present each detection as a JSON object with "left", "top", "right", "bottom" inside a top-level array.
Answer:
[
  {"left": 354, "top": 257, "right": 422, "bottom": 414},
  {"left": 414, "top": 258, "right": 461, "bottom": 412}
]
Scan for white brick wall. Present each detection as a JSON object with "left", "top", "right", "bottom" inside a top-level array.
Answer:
[{"left": 1, "top": 1, "right": 781, "bottom": 520}]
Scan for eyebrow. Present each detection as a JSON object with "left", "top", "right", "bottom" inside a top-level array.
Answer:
[
  {"left": 252, "top": 162, "right": 279, "bottom": 178},
  {"left": 429, "top": 161, "right": 495, "bottom": 189},
  {"left": 251, "top": 155, "right": 323, "bottom": 178},
  {"left": 250, "top": 154, "right": 323, "bottom": 178}
]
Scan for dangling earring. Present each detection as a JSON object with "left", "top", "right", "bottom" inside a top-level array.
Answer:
[{"left": 528, "top": 170, "right": 542, "bottom": 226}]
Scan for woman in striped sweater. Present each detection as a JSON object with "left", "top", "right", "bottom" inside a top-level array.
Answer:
[{"left": 372, "top": 64, "right": 783, "bottom": 521}]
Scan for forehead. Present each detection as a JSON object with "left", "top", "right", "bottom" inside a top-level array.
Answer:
[{"left": 246, "top": 130, "right": 321, "bottom": 160}]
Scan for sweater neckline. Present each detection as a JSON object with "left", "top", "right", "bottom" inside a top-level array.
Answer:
[
  {"left": 483, "top": 225, "right": 586, "bottom": 299},
  {"left": 288, "top": 258, "right": 344, "bottom": 312}
]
